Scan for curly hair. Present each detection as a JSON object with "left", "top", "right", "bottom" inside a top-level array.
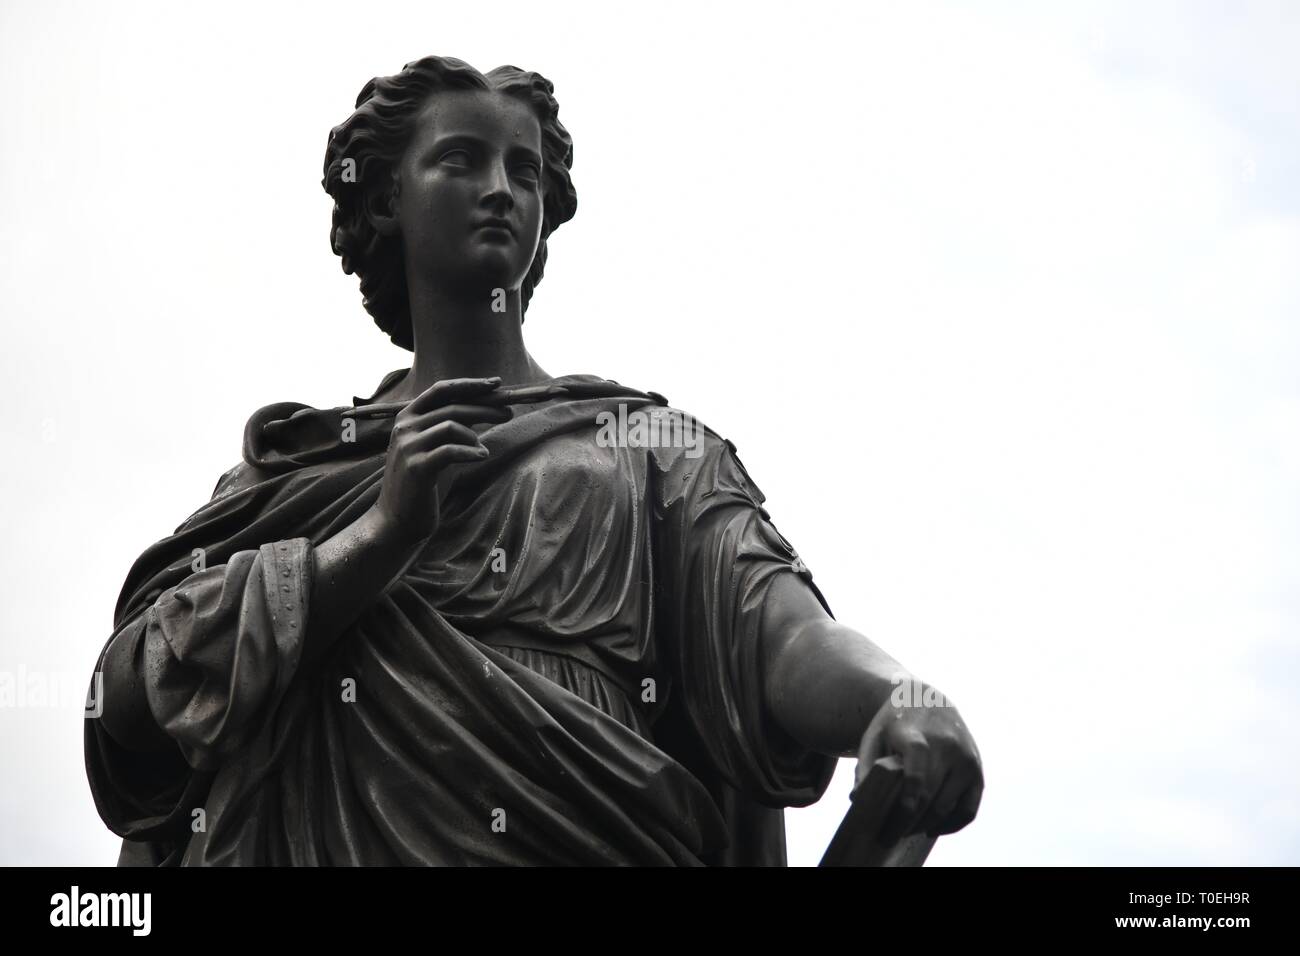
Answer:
[{"left": 322, "top": 55, "right": 578, "bottom": 351}]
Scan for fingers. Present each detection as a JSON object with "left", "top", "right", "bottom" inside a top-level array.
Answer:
[
  {"left": 883, "top": 734, "right": 983, "bottom": 841},
  {"left": 350, "top": 380, "right": 564, "bottom": 420},
  {"left": 919, "top": 765, "right": 972, "bottom": 837},
  {"left": 937, "top": 774, "right": 984, "bottom": 836},
  {"left": 870, "top": 715, "right": 985, "bottom": 844},
  {"left": 401, "top": 421, "right": 486, "bottom": 457},
  {"left": 412, "top": 443, "right": 491, "bottom": 472},
  {"left": 878, "top": 731, "right": 934, "bottom": 845},
  {"left": 406, "top": 376, "right": 502, "bottom": 415},
  {"left": 917, "top": 727, "right": 983, "bottom": 836},
  {"left": 475, "top": 383, "right": 567, "bottom": 407},
  {"left": 854, "top": 700, "right": 899, "bottom": 787},
  {"left": 390, "top": 407, "right": 510, "bottom": 458},
  {"left": 405, "top": 403, "right": 512, "bottom": 432},
  {"left": 387, "top": 419, "right": 493, "bottom": 490}
]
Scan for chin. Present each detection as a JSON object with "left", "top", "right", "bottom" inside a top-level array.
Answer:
[
  {"left": 436, "top": 258, "right": 525, "bottom": 299},
  {"left": 465, "top": 250, "right": 528, "bottom": 286}
]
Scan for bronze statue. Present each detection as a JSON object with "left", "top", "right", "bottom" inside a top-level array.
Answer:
[{"left": 85, "top": 55, "right": 983, "bottom": 865}]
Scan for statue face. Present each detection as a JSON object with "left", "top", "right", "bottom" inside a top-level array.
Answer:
[{"left": 393, "top": 89, "right": 546, "bottom": 299}]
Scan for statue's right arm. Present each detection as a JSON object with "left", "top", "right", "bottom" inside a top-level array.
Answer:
[
  {"left": 304, "top": 375, "right": 517, "bottom": 657},
  {"left": 302, "top": 505, "right": 431, "bottom": 662},
  {"left": 97, "top": 377, "right": 508, "bottom": 759},
  {"left": 304, "top": 376, "right": 515, "bottom": 657},
  {"left": 96, "top": 506, "right": 428, "bottom": 756}
]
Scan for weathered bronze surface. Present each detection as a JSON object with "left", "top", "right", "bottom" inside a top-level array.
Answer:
[{"left": 85, "top": 55, "right": 982, "bottom": 866}]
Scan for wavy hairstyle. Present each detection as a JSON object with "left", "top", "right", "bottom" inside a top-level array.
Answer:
[{"left": 322, "top": 55, "right": 578, "bottom": 350}]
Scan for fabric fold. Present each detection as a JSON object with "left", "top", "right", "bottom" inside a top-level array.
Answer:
[
  {"left": 86, "top": 373, "right": 837, "bottom": 866},
  {"left": 143, "top": 538, "right": 312, "bottom": 770}
]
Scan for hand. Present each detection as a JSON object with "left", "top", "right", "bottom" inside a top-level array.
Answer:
[
  {"left": 372, "top": 376, "right": 511, "bottom": 544},
  {"left": 855, "top": 682, "right": 984, "bottom": 843}
]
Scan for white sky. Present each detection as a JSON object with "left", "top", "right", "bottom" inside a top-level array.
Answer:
[{"left": 1, "top": 0, "right": 1297, "bottom": 866}]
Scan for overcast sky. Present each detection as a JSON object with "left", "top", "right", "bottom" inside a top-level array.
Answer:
[{"left": 1, "top": 0, "right": 1297, "bottom": 866}]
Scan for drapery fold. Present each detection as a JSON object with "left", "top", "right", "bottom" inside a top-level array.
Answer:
[
  {"left": 86, "top": 374, "right": 836, "bottom": 865},
  {"left": 143, "top": 539, "right": 312, "bottom": 770}
]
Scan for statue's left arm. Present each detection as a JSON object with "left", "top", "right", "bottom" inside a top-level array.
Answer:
[
  {"left": 648, "top": 416, "right": 983, "bottom": 836},
  {"left": 758, "top": 571, "right": 984, "bottom": 840}
]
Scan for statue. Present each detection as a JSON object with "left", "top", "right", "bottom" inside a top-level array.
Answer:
[{"left": 85, "top": 55, "right": 983, "bottom": 865}]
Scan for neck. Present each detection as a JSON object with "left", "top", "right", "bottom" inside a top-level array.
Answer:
[{"left": 401, "top": 282, "right": 550, "bottom": 398}]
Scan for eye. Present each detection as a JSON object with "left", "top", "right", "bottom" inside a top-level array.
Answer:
[
  {"left": 437, "top": 148, "right": 473, "bottom": 168},
  {"left": 512, "top": 162, "right": 541, "bottom": 182}
]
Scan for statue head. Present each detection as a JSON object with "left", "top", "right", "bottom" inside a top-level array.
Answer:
[{"left": 323, "top": 55, "right": 578, "bottom": 350}]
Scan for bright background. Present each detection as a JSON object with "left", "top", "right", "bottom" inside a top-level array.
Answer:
[{"left": 1, "top": 0, "right": 1296, "bottom": 866}]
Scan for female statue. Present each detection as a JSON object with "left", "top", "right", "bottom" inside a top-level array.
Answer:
[{"left": 85, "top": 55, "right": 982, "bottom": 865}]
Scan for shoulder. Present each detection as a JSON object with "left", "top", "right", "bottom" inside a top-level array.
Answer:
[
  {"left": 605, "top": 402, "right": 727, "bottom": 464},
  {"left": 638, "top": 405, "right": 771, "bottom": 508},
  {"left": 170, "top": 453, "right": 290, "bottom": 536},
  {"left": 209, "top": 461, "right": 267, "bottom": 501}
]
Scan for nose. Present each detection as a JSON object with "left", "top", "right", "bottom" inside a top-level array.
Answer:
[{"left": 481, "top": 158, "right": 514, "bottom": 214}]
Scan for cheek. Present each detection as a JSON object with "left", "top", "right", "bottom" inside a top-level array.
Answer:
[
  {"left": 401, "top": 171, "right": 463, "bottom": 216},
  {"left": 521, "top": 192, "right": 545, "bottom": 238},
  {"left": 416, "top": 182, "right": 459, "bottom": 222}
]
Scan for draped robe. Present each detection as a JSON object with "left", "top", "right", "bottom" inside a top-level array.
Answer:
[{"left": 85, "top": 373, "right": 837, "bottom": 865}]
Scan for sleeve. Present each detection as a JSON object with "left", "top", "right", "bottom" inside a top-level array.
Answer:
[
  {"left": 86, "top": 463, "right": 315, "bottom": 841},
  {"left": 651, "top": 420, "right": 837, "bottom": 808},
  {"left": 138, "top": 537, "right": 313, "bottom": 770}
]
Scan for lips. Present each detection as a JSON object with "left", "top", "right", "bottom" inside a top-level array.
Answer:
[{"left": 474, "top": 219, "right": 514, "bottom": 236}]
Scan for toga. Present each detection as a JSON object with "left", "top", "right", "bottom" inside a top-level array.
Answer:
[{"left": 85, "top": 373, "right": 836, "bottom": 865}]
